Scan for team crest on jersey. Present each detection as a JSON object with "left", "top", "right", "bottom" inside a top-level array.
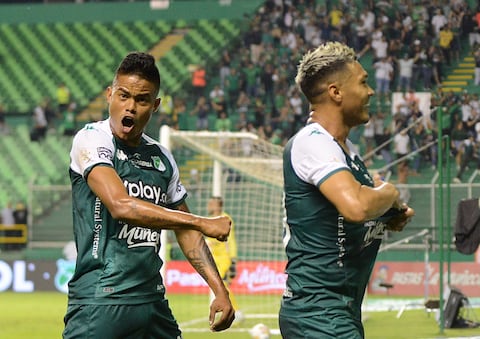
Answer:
[{"left": 152, "top": 156, "right": 166, "bottom": 171}]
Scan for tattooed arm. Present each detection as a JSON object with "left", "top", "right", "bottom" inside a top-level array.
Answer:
[{"left": 175, "top": 202, "right": 235, "bottom": 332}]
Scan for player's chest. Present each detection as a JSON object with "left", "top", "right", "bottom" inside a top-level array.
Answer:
[{"left": 113, "top": 147, "right": 172, "bottom": 204}]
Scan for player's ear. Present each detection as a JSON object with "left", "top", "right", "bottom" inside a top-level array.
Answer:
[
  {"left": 105, "top": 86, "right": 113, "bottom": 103},
  {"left": 327, "top": 84, "right": 342, "bottom": 103},
  {"left": 153, "top": 97, "right": 161, "bottom": 112}
]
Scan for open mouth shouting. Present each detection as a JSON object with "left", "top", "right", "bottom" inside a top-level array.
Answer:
[{"left": 121, "top": 116, "right": 135, "bottom": 133}]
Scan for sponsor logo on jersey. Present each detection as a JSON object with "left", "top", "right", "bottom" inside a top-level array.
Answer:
[
  {"left": 336, "top": 216, "right": 346, "bottom": 267},
  {"left": 362, "top": 221, "right": 385, "bottom": 248},
  {"left": 123, "top": 179, "right": 167, "bottom": 205},
  {"left": 118, "top": 223, "right": 161, "bottom": 251},
  {"left": 92, "top": 197, "right": 103, "bottom": 259},
  {"left": 97, "top": 147, "right": 113, "bottom": 160},
  {"left": 132, "top": 159, "right": 153, "bottom": 168}
]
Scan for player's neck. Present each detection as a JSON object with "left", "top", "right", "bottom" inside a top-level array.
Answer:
[{"left": 308, "top": 111, "right": 349, "bottom": 144}]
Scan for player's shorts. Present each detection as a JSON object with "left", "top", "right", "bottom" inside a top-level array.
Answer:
[
  {"left": 279, "top": 295, "right": 364, "bottom": 339},
  {"left": 63, "top": 299, "right": 182, "bottom": 339}
]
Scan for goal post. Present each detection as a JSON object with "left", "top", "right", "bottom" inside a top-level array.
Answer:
[{"left": 159, "top": 126, "right": 286, "bottom": 332}]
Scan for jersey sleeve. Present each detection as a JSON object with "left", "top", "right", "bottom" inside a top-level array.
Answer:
[
  {"left": 70, "top": 124, "right": 115, "bottom": 179},
  {"left": 291, "top": 130, "right": 349, "bottom": 187},
  {"left": 161, "top": 145, "right": 188, "bottom": 207}
]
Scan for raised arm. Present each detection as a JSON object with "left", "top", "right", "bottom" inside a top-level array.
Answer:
[{"left": 87, "top": 165, "right": 231, "bottom": 240}]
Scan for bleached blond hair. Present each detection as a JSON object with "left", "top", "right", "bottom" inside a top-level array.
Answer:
[{"left": 295, "top": 41, "right": 356, "bottom": 101}]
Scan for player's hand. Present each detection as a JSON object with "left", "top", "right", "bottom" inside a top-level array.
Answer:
[
  {"left": 202, "top": 215, "right": 231, "bottom": 241},
  {"left": 228, "top": 259, "right": 237, "bottom": 280},
  {"left": 209, "top": 294, "right": 235, "bottom": 332},
  {"left": 385, "top": 203, "right": 415, "bottom": 232}
]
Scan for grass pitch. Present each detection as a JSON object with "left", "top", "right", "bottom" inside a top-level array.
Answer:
[{"left": 2, "top": 292, "right": 480, "bottom": 338}]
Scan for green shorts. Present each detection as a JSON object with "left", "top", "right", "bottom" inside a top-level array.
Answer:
[
  {"left": 63, "top": 299, "right": 182, "bottom": 339},
  {"left": 279, "top": 295, "right": 364, "bottom": 339}
]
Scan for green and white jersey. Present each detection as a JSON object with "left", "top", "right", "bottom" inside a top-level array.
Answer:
[
  {"left": 282, "top": 122, "right": 385, "bottom": 318},
  {"left": 68, "top": 119, "right": 187, "bottom": 305}
]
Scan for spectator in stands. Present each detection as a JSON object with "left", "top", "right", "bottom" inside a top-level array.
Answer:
[
  {"left": 460, "top": 95, "right": 474, "bottom": 127},
  {"left": 247, "top": 23, "right": 263, "bottom": 64},
  {"left": 13, "top": 201, "right": 28, "bottom": 250},
  {"left": 191, "top": 63, "right": 207, "bottom": 100},
  {"left": 395, "top": 53, "right": 417, "bottom": 92},
  {"left": 63, "top": 52, "right": 234, "bottom": 338},
  {"left": 60, "top": 102, "right": 76, "bottom": 137},
  {"left": 13, "top": 201, "right": 27, "bottom": 225},
  {"left": 171, "top": 96, "right": 186, "bottom": 130},
  {"left": 30, "top": 98, "right": 48, "bottom": 142},
  {"left": 393, "top": 128, "right": 411, "bottom": 202},
  {"left": 191, "top": 95, "right": 210, "bottom": 131},
  {"left": 474, "top": 46, "right": 480, "bottom": 85},
  {"left": 431, "top": 8, "right": 449, "bottom": 37},
  {"left": 211, "top": 94, "right": 228, "bottom": 121},
  {"left": 419, "top": 44, "right": 434, "bottom": 90},
  {"left": 410, "top": 111, "right": 426, "bottom": 176},
  {"left": 430, "top": 44, "right": 444, "bottom": 86},
  {"left": 209, "top": 84, "right": 224, "bottom": 104},
  {"left": 157, "top": 89, "right": 174, "bottom": 128},
  {"left": 439, "top": 23, "right": 454, "bottom": 66},
  {"left": 373, "top": 56, "right": 394, "bottom": 105},
  {"left": 376, "top": 124, "right": 395, "bottom": 171},
  {"left": 235, "top": 90, "right": 251, "bottom": 116},
  {"left": 260, "top": 63, "right": 277, "bottom": 114},
  {"left": 219, "top": 50, "right": 231, "bottom": 90},
  {"left": 462, "top": 6, "right": 480, "bottom": 47},
  {"left": 214, "top": 110, "right": 232, "bottom": 132},
  {"left": 451, "top": 119, "right": 469, "bottom": 169},
  {"left": 465, "top": 105, "right": 480, "bottom": 136},
  {"left": 354, "top": 17, "right": 370, "bottom": 54},
  {"left": 56, "top": 82, "right": 71, "bottom": 117},
  {"left": 453, "top": 132, "right": 477, "bottom": 183},
  {"left": 288, "top": 89, "right": 305, "bottom": 132},
  {"left": 225, "top": 68, "right": 241, "bottom": 111},
  {"left": 242, "top": 61, "right": 259, "bottom": 98}
]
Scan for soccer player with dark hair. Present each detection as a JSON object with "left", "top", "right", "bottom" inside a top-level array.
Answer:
[
  {"left": 63, "top": 52, "right": 235, "bottom": 338},
  {"left": 279, "top": 42, "right": 415, "bottom": 338}
]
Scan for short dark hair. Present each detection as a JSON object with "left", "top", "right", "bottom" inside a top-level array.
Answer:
[
  {"left": 295, "top": 42, "right": 356, "bottom": 102},
  {"left": 115, "top": 52, "right": 161, "bottom": 95}
]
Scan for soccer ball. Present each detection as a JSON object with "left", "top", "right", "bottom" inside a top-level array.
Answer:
[{"left": 249, "top": 323, "right": 270, "bottom": 339}]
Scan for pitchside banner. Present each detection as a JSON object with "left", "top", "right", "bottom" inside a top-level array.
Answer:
[
  {"left": 369, "top": 261, "right": 480, "bottom": 297},
  {"left": 1, "top": 259, "right": 479, "bottom": 296},
  {"left": 165, "top": 260, "right": 287, "bottom": 294}
]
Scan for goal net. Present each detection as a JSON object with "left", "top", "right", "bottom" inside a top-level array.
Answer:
[{"left": 160, "top": 126, "right": 286, "bottom": 334}]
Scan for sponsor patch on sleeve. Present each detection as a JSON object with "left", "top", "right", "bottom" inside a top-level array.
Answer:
[{"left": 97, "top": 147, "right": 113, "bottom": 160}]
